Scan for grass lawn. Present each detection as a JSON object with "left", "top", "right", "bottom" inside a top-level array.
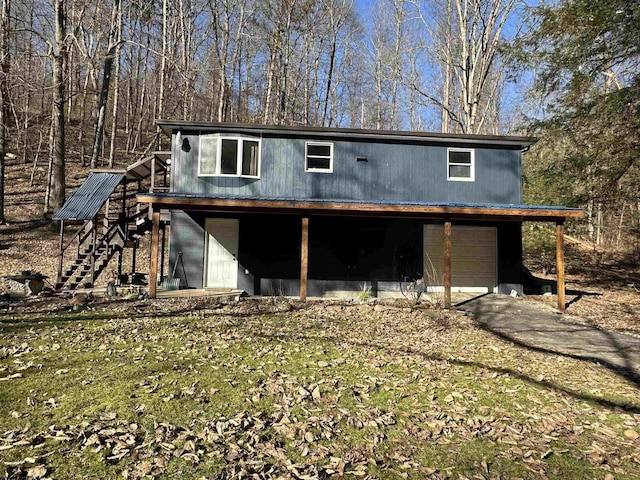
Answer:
[{"left": 1, "top": 297, "right": 639, "bottom": 479}]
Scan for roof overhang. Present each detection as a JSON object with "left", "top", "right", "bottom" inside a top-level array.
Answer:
[
  {"left": 155, "top": 120, "right": 535, "bottom": 149},
  {"left": 137, "top": 193, "right": 583, "bottom": 223},
  {"left": 90, "top": 151, "right": 170, "bottom": 181}
]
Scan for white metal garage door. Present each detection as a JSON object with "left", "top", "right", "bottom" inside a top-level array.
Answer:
[{"left": 423, "top": 224, "right": 497, "bottom": 293}]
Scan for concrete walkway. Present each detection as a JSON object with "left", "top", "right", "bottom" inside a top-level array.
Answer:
[{"left": 457, "top": 294, "right": 640, "bottom": 384}]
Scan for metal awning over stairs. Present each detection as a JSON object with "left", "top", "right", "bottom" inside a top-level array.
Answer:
[
  {"left": 52, "top": 152, "right": 171, "bottom": 291},
  {"left": 53, "top": 173, "right": 125, "bottom": 221}
]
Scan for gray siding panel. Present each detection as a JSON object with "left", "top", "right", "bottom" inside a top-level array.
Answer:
[
  {"left": 171, "top": 134, "right": 522, "bottom": 204},
  {"left": 169, "top": 211, "right": 205, "bottom": 289}
]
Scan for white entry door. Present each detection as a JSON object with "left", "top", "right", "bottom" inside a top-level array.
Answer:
[{"left": 204, "top": 218, "right": 239, "bottom": 288}]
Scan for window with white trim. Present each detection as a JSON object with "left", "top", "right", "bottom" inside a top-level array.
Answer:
[
  {"left": 198, "top": 134, "right": 261, "bottom": 178},
  {"left": 447, "top": 148, "right": 474, "bottom": 181},
  {"left": 305, "top": 142, "right": 333, "bottom": 173}
]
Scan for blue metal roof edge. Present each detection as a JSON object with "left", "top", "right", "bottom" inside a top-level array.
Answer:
[{"left": 138, "top": 192, "right": 582, "bottom": 213}]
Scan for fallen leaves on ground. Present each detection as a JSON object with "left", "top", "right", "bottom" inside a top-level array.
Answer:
[{"left": 1, "top": 298, "right": 639, "bottom": 478}]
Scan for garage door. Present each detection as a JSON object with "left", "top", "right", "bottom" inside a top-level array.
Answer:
[{"left": 423, "top": 224, "right": 497, "bottom": 293}]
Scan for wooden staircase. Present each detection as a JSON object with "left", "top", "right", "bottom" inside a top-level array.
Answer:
[
  {"left": 54, "top": 152, "right": 170, "bottom": 291},
  {"left": 55, "top": 208, "right": 154, "bottom": 290}
]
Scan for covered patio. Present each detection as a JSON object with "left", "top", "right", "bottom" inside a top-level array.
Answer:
[{"left": 138, "top": 193, "right": 583, "bottom": 312}]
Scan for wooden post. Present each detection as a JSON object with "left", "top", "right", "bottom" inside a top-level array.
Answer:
[
  {"left": 90, "top": 220, "right": 97, "bottom": 287},
  {"left": 150, "top": 156, "right": 156, "bottom": 193},
  {"left": 121, "top": 178, "right": 127, "bottom": 215},
  {"left": 556, "top": 221, "right": 565, "bottom": 312},
  {"left": 57, "top": 220, "right": 64, "bottom": 284},
  {"left": 149, "top": 209, "right": 160, "bottom": 299},
  {"left": 104, "top": 198, "right": 110, "bottom": 233},
  {"left": 117, "top": 247, "right": 123, "bottom": 282},
  {"left": 444, "top": 220, "right": 452, "bottom": 309},
  {"left": 300, "top": 217, "right": 309, "bottom": 301},
  {"left": 131, "top": 239, "right": 137, "bottom": 274},
  {"left": 160, "top": 223, "right": 166, "bottom": 281}
]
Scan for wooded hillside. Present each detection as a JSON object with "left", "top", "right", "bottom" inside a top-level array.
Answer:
[{"left": 0, "top": 0, "right": 638, "bottom": 263}]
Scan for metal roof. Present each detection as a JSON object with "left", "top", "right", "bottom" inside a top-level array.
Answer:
[
  {"left": 155, "top": 120, "right": 535, "bottom": 149},
  {"left": 140, "top": 192, "right": 578, "bottom": 210},
  {"left": 53, "top": 173, "right": 124, "bottom": 221},
  {"left": 137, "top": 192, "right": 583, "bottom": 221},
  {"left": 89, "top": 151, "right": 170, "bottom": 181}
]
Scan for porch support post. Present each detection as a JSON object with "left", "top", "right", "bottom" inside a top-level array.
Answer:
[
  {"left": 556, "top": 221, "right": 566, "bottom": 312},
  {"left": 57, "top": 220, "right": 64, "bottom": 285},
  {"left": 300, "top": 216, "right": 309, "bottom": 301},
  {"left": 160, "top": 223, "right": 166, "bottom": 281},
  {"left": 150, "top": 156, "right": 156, "bottom": 193},
  {"left": 149, "top": 209, "right": 161, "bottom": 299},
  {"left": 444, "top": 220, "right": 452, "bottom": 309}
]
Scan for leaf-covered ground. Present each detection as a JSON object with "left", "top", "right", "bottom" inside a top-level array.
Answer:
[{"left": 1, "top": 297, "right": 639, "bottom": 479}]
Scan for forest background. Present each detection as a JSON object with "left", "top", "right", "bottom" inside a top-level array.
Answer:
[{"left": 0, "top": 0, "right": 638, "bottom": 265}]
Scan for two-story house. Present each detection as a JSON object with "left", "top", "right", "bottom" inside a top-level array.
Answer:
[{"left": 138, "top": 121, "right": 583, "bottom": 310}]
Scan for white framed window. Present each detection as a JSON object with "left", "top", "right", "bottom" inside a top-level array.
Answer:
[
  {"left": 198, "top": 134, "right": 261, "bottom": 178},
  {"left": 305, "top": 142, "right": 333, "bottom": 173},
  {"left": 447, "top": 148, "right": 474, "bottom": 181}
]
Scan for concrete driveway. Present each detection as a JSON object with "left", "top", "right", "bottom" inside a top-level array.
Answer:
[{"left": 457, "top": 294, "right": 640, "bottom": 385}]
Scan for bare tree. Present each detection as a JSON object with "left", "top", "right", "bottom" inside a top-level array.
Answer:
[
  {"left": 108, "top": 0, "right": 123, "bottom": 167},
  {"left": 90, "top": 0, "right": 122, "bottom": 168},
  {"left": 156, "top": 0, "right": 168, "bottom": 148},
  {"left": 320, "top": 0, "right": 352, "bottom": 127},
  {"left": 0, "top": 0, "right": 10, "bottom": 224},
  {"left": 48, "top": 0, "right": 67, "bottom": 213},
  {"left": 411, "top": 0, "right": 517, "bottom": 134}
]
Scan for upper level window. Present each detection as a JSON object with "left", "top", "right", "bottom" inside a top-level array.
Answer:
[
  {"left": 447, "top": 148, "right": 474, "bottom": 181},
  {"left": 305, "top": 142, "right": 333, "bottom": 173},
  {"left": 198, "top": 134, "right": 261, "bottom": 178}
]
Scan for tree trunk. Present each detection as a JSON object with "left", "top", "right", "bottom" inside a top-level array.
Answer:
[
  {"left": 0, "top": 0, "right": 10, "bottom": 224},
  {"left": 441, "top": 0, "right": 452, "bottom": 133},
  {"left": 90, "top": 0, "right": 121, "bottom": 169},
  {"left": 108, "top": 0, "right": 123, "bottom": 167},
  {"left": 156, "top": 0, "right": 168, "bottom": 149},
  {"left": 389, "top": 0, "right": 403, "bottom": 130},
  {"left": 49, "top": 0, "right": 66, "bottom": 214}
]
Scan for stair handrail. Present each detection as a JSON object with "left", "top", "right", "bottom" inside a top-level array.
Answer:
[
  {"left": 60, "top": 220, "right": 93, "bottom": 254},
  {"left": 58, "top": 220, "right": 125, "bottom": 288},
  {"left": 86, "top": 221, "right": 126, "bottom": 287},
  {"left": 127, "top": 204, "right": 150, "bottom": 223},
  {"left": 93, "top": 221, "right": 126, "bottom": 259}
]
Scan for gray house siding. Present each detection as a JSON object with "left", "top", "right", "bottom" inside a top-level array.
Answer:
[
  {"left": 169, "top": 211, "right": 522, "bottom": 296},
  {"left": 171, "top": 133, "right": 522, "bottom": 205},
  {"left": 167, "top": 211, "right": 206, "bottom": 290}
]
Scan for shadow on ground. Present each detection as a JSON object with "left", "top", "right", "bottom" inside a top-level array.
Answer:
[
  {"left": 457, "top": 294, "right": 640, "bottom": 387},
  {"left": 2, "top": 295, "right": 640, "bottom": 414}
]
